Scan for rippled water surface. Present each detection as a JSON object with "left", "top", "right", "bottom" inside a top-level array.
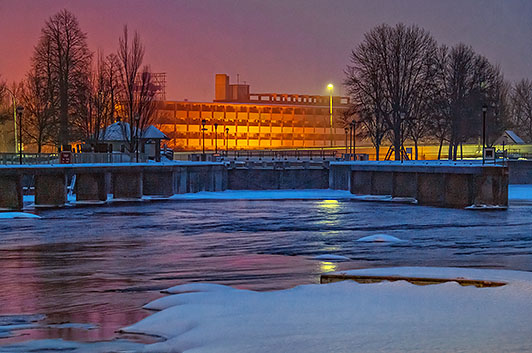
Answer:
[{"left": 1, "top": 197, "right": 532, "bottom": 345}]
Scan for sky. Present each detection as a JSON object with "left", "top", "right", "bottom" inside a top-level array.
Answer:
[{"left": 0, "top": 0, "right": 531, "bottom": 101}]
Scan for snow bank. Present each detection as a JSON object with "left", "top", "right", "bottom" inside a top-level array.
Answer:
[
  {"left": 356, "top": 234, "right": 404, "bottom": 243},
  {"left": 0, "top": 212, "right": 40, "bottom": 219},
  {"left": 169, "top": 189, "right": 357, "bottom": 201},
  {"left": 509, "top": 184, "right": 532, "bottom": 201},
  {"left": 119, "top": 267, "right": 532, "bottom": 353},
  {"left": 336, "top": 266, "right": 532, "bottom": 283}
]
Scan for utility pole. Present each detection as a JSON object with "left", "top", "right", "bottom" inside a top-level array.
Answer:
[
  {"left": 482, "top": 105, "right": 487, "bottom": 165},
  {"left": 16, "top": 106, "right": 24, "bottom": 164}
]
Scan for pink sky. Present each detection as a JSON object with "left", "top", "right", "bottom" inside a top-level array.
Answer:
[{"left": 1, "top": 0, "right": 531, "bottom": 101}]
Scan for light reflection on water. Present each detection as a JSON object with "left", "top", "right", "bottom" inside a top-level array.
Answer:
[{"left": 0, "top": 198, "right": 531, "bottom": 345}]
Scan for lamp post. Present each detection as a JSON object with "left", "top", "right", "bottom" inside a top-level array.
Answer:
[
  {"left": 4, "top": 87, "right": 18, "bottom": 153},
  {"left": 201, "top": 119, "right": 207, "bottom": 158},
  {"left": 134, "top": 113, "right": 140, "bottom": 162},
  {"left": 214, "top": 123, "right": 218, "bottom": 154},
  {"left": 351, "top": 120, "right": 356, "bottom": 160},
  {"left": 16, "top": 106, "right": 23, "bottom": 164},
  {"left": 482, "top": 105, "right": 487, "bottom": 165},
  {"left": 327, "top": 83, "right": 334, "bottom": 147},
  {"left": 225, "top": 127, "right": 229, "bottom": 156},
  {"left": 400, "top": 112, "right": 406, "bottom": 163},
  {"left": 344, "top": 127, "right": 349, "bottom": 156}
]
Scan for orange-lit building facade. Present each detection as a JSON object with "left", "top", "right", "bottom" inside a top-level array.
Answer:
[{"left": 154, "top": 74, "right": 350, "bottom": 151}]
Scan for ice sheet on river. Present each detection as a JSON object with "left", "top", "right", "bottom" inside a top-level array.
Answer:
[
  {"left": 4, "top": 267, "right": 532, "bottom": 352},
  {"left": 0, "top": 212, "right": 40, "bottom": 219},
  {"left": 168, "top": 189, "right": 357, "bottom": 200},
  {"left": 120, "top": 267, "right": 532, "bottom": 353}
]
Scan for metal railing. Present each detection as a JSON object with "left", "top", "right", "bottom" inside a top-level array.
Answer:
[
  {"left": 192, "top": 149, "right": 339, "bottom": 161},
  {"left": 0, "top": 152, "right": 148, "bottom": 165},
  {"left": 188, "top": 149, "right": 339, "bottom": 162}
]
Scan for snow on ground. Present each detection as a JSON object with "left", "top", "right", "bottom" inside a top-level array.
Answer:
[
  {"left": 169, "top": 189, "right": 357, "bottom": 200},
  {"left": 116, "top": 267, "right": 532, "bottom": 353},
  {"left": 356, "top": 234, "right": 405, "bottom": 243},
  {"left": 0, "top": 212, "right": 40, "bottom": 219},
  {"left": 509, "top": 184, "right": 532, "bottom": 200}
]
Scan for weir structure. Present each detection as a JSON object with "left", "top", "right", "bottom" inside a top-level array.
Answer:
[{"left": 0, "top": 161, "right": 508, "bottom": 210}]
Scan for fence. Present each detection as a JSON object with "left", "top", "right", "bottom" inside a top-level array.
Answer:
[{"left": 0, "top": 152, "right": 148, "bottom": 165}]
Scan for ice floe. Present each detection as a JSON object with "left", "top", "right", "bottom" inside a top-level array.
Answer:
[
  {"left": 356, "top": 234, "right": 404, "bottom": 242},
  {"left": 312, "top": 254, "right": 350, "bottom": 261},
  {"left": 0, "top": 212, "right": 40, "bottom": 219}
]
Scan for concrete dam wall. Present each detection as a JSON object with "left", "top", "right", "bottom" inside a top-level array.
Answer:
[{"left": 0, "top": 161, "right": 509, "bottom": 210}]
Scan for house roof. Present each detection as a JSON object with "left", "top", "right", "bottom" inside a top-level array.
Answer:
[
  {"left": 143, "top": 125, "right": 169, "bottom": 140},
  {"left": 504, "top": 130, "right": 525, "bottom": 144},
  {"left": 494, "top": 130, "right": 526, "bottom": 145},
  {"left": 99, "top": 122, "right": 168, "bottom": 141}
]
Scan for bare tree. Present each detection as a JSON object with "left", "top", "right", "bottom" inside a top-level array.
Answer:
[
  {"left": 345, "top": 23, "right": 438, "bottom": 160},
  {"left": 345, "top": 33, "right": 390, "bottom": 160},
  {"left": 34, "top": 9, "right": 92, "bottom": 149},
  {"left": 106, "top": 53, "right": 121, "bottom": 125},
  {"left": 117, "top": 26, "right": 156, "bottom": 153},
  {"left": 510, "top": 79, "right": 532, "bottom": 143},
  {"left": 0, "top": 75, "right": 8, "bottom": 123},
  {"left": 77, "top": 51, "right": 119, "bottom": 142},
  {"left": 19, "top": 72, "right": 56, "bottom": 152},
  {"left": 436, "top": 43, "right": 504, "bottom": 160}
]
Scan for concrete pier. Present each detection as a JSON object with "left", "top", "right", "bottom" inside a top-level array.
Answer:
[
  {"left": 330, "top": 161, "right": 509, "bottom": 208},
  {"left": 35, "top": 173, "right": 67, "bottom": 207},
  {"left": 143, "top": 169, "right": 175, "bottom": 197},
  {"left": 0, "top": 175, "right": 23, "bottom": 210},
  {"left": 76, "top": 173, "right": 108, "bottom": 202},
  {"left": 113, "top": 170, "right": 143, "bottom": 200}
]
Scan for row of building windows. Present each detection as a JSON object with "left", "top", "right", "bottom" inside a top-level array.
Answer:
[{"left": 154, "top": 101, "right": 348, "bottom": 151}]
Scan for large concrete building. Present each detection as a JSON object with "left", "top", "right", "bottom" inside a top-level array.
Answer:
[{"left": 154, "top": 74, "right": 350, "bottom": 151}]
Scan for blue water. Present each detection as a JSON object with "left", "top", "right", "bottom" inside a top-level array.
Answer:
[{"left": 1, "top": 196, "right": 532, "bottom": 345}]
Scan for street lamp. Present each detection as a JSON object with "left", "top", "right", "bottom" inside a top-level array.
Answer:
[
  {"left": 400, "top": 112, "right": 405, "bottom": 163},
  {"left": 16, "top": 106, "right": 23, "bottom": 164},
  {"left": 214, "top": 123, "right": 218, "bottom": 154},
  {"left": 482, "top": 105, "right": 487, "bottom": 165},
  {"left": 344, "top": 127, "right": 349, "bottom": 156},
  {"left": 327, "top": 83, "right": 334, "bottom": 147},
  {"left": 201, "top": 119, "right": 207, "bottom": 158},
  {"left": 134, "top": 113, "right": 140, "bottom": 162},
  {"left": 225, "top": 127, "right": 229, "bottom": 156},
  {"left": 4, "top": 87, "right": 18, "bottom": 153},
  {"left": 351, "top": 120, "right": 356, "bottom": 160}
]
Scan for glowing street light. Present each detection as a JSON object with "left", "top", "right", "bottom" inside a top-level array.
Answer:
[{"left": 327, "top": 84, "right": 334, "bottom": 147}]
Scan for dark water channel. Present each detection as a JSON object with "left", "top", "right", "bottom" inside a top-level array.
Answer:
[{"left": 1, "top": 197, "right": 532, "bottom": 345}]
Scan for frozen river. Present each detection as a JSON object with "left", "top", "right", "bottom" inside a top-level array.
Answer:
[{"left": 1, "top": 188, "right": 532, "bottom": 346}]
